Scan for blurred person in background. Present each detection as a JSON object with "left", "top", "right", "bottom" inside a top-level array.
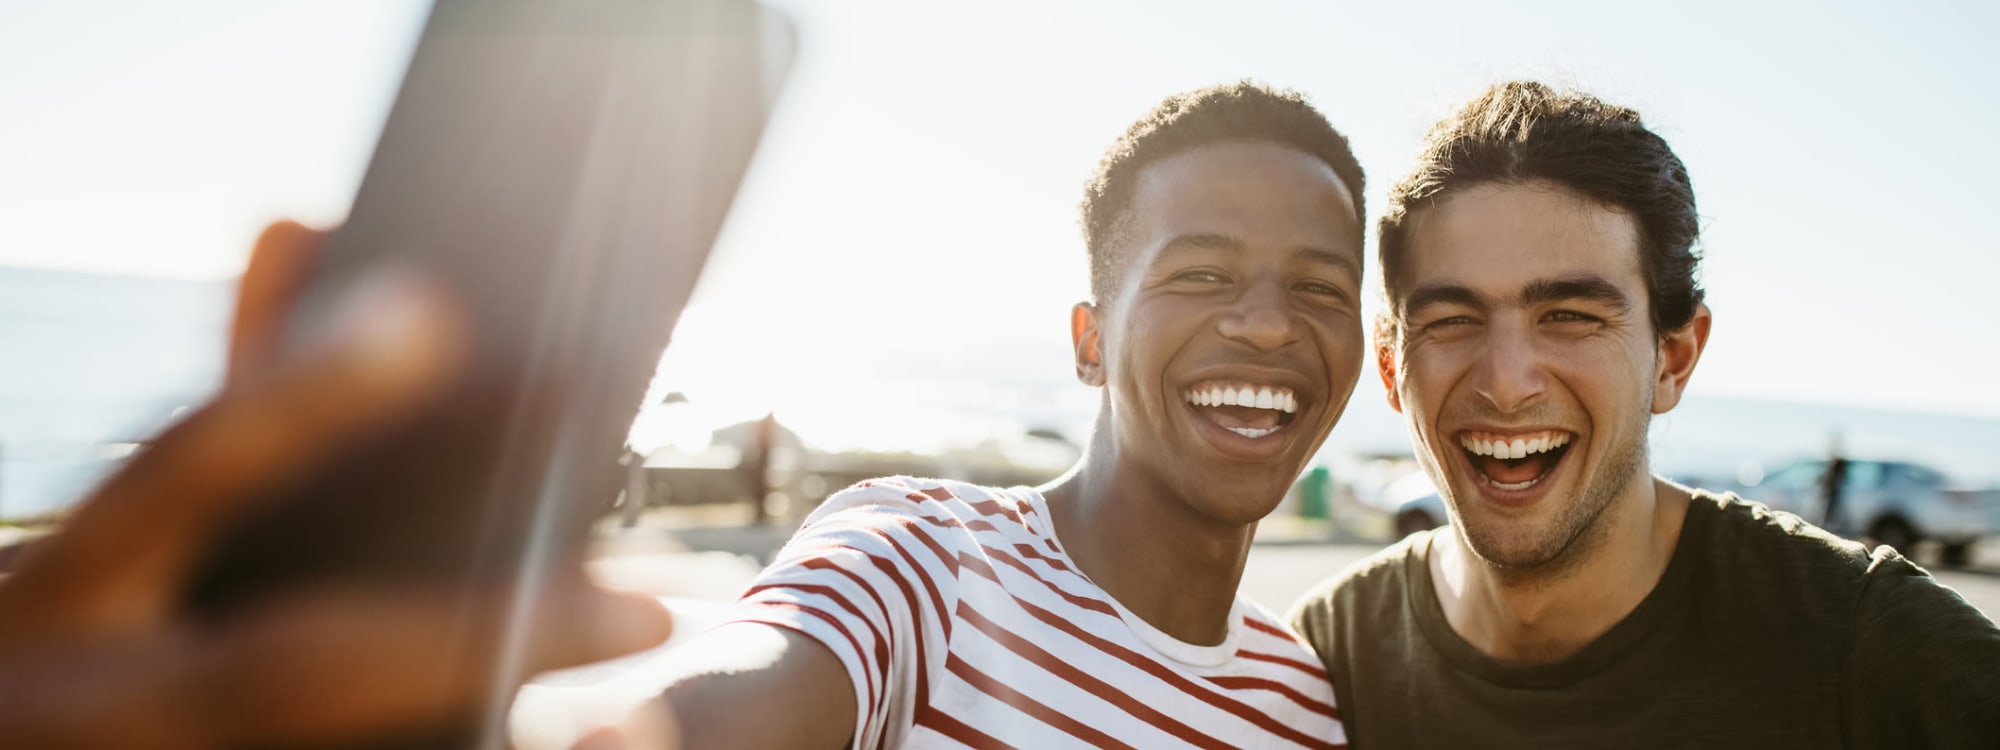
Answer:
[
  {"left": 598, "top": 81, "right": 1370, "bottom": 749},
  {"left": 0, "top": 223, "right": 673, "bottom": 748},
  {"left": 1290, "top": 81, "right": 2000, "bottom": 748},
  {"left": 1820, "top": 432, "right": 1851, "bottom": 537}
]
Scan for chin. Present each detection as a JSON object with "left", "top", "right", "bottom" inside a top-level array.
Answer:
[
  {"left": 1456, "top": 519, "right": 1576, "bottom": 569},
  {"left": 1195, "top": 483, "right": 1290, "bottom": 526},
  {"left": 1450, "top": 491, "right": 1613, "bottom": 576}
]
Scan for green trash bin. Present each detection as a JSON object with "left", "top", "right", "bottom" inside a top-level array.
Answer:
[{"left": 1297, "top": 466, "right": 1330, "bottom": 520}]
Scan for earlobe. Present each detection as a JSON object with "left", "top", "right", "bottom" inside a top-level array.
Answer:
[
  {"left": 1071, "top": 302, "right": 1106, "bottom": 387},
  {"left": 1651, "top": 303, "right": 1713, "bottom": 414},
  {"left": 1376, "top": 340, "right": 1403, "bottom": 414}
]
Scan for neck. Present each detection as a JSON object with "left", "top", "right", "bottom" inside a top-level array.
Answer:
[
  {"left": 1429, "top": 475, "right": 1691, "bottom": 664},
  {"left": 1040, "top": 417, "right": 1256, "bottom": 646}
]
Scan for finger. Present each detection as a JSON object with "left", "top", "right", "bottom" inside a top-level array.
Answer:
[
  {"left": 229, "top": 220, "right": 327, "bottom": 386},
  {"left": 0, "top": 632, "right": 222, "bottom": 750},
  {"left": 187, "top": 583, "right": 670, "bottom": 748},
  {"left": 0, "top": 275, "right": 466, "bottom": 634}
]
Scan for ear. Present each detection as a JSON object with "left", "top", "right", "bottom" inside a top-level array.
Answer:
[
  {"left": 229, "top": 220, "right": 327, "bottom": 386},
  {"left": 1650, "top": 302, "right": 1712, "bottom": 414},
  {"left": 1374, "top": 313, "right": 1403, "bottom": 413},
  {"left": 1070, "top": 301, "right": 1105, "bottom": 387}
]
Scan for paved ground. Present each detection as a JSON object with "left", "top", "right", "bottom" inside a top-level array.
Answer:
[{"left": 599, "top": 508, "right": 2000, "bottom": 622}]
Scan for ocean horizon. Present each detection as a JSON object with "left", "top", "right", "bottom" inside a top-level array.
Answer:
[{"left": 3, "top": 265, "right": 1995, "bottom": 520}]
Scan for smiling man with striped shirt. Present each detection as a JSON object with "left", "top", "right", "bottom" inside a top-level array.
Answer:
[{"left": 616, "top": 82, "right": 1369, "bottom": 749}]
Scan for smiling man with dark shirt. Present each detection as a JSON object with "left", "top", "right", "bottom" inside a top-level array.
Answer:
[{"left": 1289, "top": 81, "right": 2000, "bottom": 748}]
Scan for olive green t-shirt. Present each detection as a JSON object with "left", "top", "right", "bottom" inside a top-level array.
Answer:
[{"left": 1288, "top": 491, "right": 2000, "bottom": 749}]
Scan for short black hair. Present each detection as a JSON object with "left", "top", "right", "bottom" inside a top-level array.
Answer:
[
  {"left": 1081, "top": 81, "right": 1366, "bottom": 303},
  {"left": 1380, "top": 81, "right": 1704, "bottom": 339}
]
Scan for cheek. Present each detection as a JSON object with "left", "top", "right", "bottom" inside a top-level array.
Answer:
[
  {"left": 1106, "top": 313, "right": 1180, "bottom": 389},
  {"left": 1399, "top": 342, "right": 1471, "bottom": 400},
  {"left": 1547, "top": 337, "right": 1653, "bottom": 399},
  {"left": 1316, "top": 322, "right": 1366, "bottom": 382}
]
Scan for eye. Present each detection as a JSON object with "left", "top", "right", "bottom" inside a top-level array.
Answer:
[
  {"left": 1543, "top": 310, "right": 1603, "bottom": 325},
  {"left": 1418, "top": 315, "right": 1479, "bottom": 334},
  {"left": 1171, "top": 269, "right": 1228, "bottom": 284},
  {"left": 1294, "top": 279, "right": 1350, "bottom": 301}
]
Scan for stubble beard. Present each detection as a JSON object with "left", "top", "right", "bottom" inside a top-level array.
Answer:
[{"left": 1452, "top": 391, "right": 1653, "bottom": 587}]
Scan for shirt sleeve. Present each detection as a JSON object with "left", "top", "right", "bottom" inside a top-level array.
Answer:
[
  {"left": 723, "top": 480, "right": 961, "bottom": 750},
  {"left": 1841, "top": 547, "right": 2000, "bottom": 748}
]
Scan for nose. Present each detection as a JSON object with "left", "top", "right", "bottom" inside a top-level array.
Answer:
[
  {"left": 1472, "top": 316, "right": 1545, "bottom": 413},
  {"left": 1217, "top": 279, "right": 1299, "bottom": 352}
]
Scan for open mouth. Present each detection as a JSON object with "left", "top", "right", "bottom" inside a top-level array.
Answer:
[
  {"left": 1458, "top": 431, "right": 1573, "bottom": 491},
  {"left": 1183, "top": 381, "right": 1299, "bottom": 439}
]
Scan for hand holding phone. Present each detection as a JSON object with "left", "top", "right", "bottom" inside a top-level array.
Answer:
[
  {"left": 0, "top": 222, "right": 673, "bottom": 750},
  {"left": 174, "top": 0, "right": 788, "bottom": 747}
]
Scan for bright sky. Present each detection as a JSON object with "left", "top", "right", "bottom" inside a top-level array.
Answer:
[{"left": 4, "top": 0, "right": 1997, "bottom": 452}]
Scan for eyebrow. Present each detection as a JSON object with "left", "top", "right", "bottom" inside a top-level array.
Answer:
[
  {"left": 1403, "top": 284, "right": 1485, "bottom": 316},
  {"left": 1158, "top": 233, "right": 1361, "bottom": 277},
  {"left": 1158, "top": 233, "right": 1242, "bottom": 257},
  {"left": 1295, "top": 247, "right": 1361, "bottom": 279},
  {"left": 1402, "top": 274, "right": 1632, "bottom": 316},
  {"left": 1520, "top": 274, "right": 1632, "bottom": 313}
]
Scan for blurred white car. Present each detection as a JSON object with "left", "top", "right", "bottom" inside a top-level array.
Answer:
[
  {"left": 1742, "top": 459, "right": 1988, "bottom": 567},
  {"left": 1383, "top": 472, "right": 1447, "bottom": 539}
]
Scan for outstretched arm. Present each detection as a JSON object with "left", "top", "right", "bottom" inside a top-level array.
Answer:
[
  {"left": 0, "top": 223, "right": 673, "bottom": 749},
  {"left": 575, "top": 623, "right": 856, "bottom": 750}
]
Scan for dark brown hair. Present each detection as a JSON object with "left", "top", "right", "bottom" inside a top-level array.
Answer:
[
  {"left": 1081, "top": 81, "right": 1365, "bottom": 303},
  {"left": 1379, "top": 81, "right": 1704, "bottom": 338}
]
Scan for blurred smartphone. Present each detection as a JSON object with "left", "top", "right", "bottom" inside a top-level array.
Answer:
[{"left": 182, "top": 0, "right": 789, "bottom": 746}]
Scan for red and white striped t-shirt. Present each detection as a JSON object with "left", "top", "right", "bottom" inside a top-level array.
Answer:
[{"left": 725, "top": 476, "right": 1348, "bottom": 749}]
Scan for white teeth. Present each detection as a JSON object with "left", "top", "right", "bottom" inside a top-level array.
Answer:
[
  {"left": 1228, "top": 426, "right": 1277, "bottom": 439},
  {"left": 1492, "top": 476, "right": 1539, "bottom": 491},
  {"left": 1183, "top": 384, "right": 1300, "bottom": 414},
  {"left": 1458, "top": 432, "right": 1572, "bottom": 458}
]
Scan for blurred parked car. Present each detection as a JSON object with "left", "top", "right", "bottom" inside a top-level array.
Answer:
[
  {"left": 1381, "top": 472, "right": 1447, "bottom": 538},
  {"left": 1741, "top": 458, "right": 1989, "bottom": 567},
  {"left": 1394, "top": 492, "right": 1448, "bottom": 538}
]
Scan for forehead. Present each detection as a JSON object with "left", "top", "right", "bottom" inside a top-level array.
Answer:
[
  {"left": 1122, "top": 141, "right": 1361, "bottom": 266},
  {"left": 1399, "top": 181, "right": 1644, "bottom": 300}
]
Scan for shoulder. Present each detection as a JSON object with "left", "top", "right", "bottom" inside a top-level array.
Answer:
[
  {"left": 743, "top": 478, "right": 1041, "bottom": 625},
  {"left": 1286, "top": 531, "right": 1425, "bottom": 635},
  {"left": 1235, "top": 597, "right": 1338, "bottom": 681},
  {"left": 1239, "top": 596, "right": 1318, "bottom": 652},
  {"left": 1844, "top": 540, "right": 2000, "bottom": 653},
  {"left": 1682, "top": 488, "right": 1995, "bottom": 641},
  {"left": 795, "top": 476, "right": 1048, "bottom": 553},
  {"left": 1685, "top": 489, "right": 1878, "bottom": 585}
]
